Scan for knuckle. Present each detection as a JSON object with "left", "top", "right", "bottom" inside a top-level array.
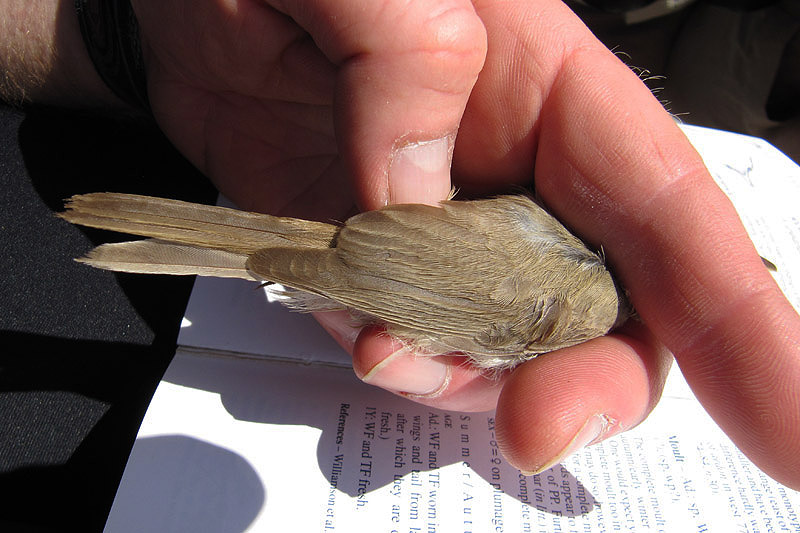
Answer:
[
  {"left": 393, "top": 3, "right": 486, "bottom": 94},
  {"left": 416, "top": 4, "right": 487, "bottom": 72}
]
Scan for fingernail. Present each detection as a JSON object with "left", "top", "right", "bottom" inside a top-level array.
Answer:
[
  {"left": 359, "top": 346, "right": 450, "bottom": 396},
  {"left": 521, "top": 414, "right": 608, "bottom": 476},
  {"left": 388, "top": 136, "right": 454, "bottom": 205}
]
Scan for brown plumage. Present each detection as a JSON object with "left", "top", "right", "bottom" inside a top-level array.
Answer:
[{"left": 60, "top": 192, "right": 630, "bottom": 371}]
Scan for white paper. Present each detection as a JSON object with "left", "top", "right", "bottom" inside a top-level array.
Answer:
[
  {"left": 106, "top": 125, "right": 800, "bottom": 532},
  {"left": 105, "top": 353, "right": 800, "bottom": 532},
  {"left": 178, "top": 277, "right": 350, "bottom": 367},
  {"left": 680, "top": 125, "right": 800, "bottom": 313}
]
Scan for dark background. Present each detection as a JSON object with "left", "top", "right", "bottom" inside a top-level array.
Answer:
[
  {"left": 1, "top": 1, "right": 796, "bottom": 531},
  {"left": 0, "top": 106, "right": 216, "bottom": 532}
]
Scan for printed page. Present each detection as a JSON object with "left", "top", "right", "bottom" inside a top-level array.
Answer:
[
  {"left": 680, "top": 125, "right": 800, "bottom": 313},
  {"left": 106, "top": 125, "right": 800, "bottom": 531},
  {"left": 105, "top": 351, "right": 799, "bottom": 532},
  {"left": 177, "top": 276, "right": 351, "bottom": 367}
]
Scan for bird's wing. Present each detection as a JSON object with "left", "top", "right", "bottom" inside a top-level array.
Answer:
[{"left": 247, "top": 201, "right": 532, "bottom": 340}]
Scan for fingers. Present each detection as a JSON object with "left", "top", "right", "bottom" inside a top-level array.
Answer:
[
  {"left": 318, "top": 309, "right": 673, "bottom": 476},
  {"left": 495, "top": 324, "right": 672, "bottom": 474},
  {"left": 271, "top": 0, "right": 487, "bottom": 209},
  {"left": 352, "top": 325, "right": 508, "bottom": 412},
  {"left": 314, "top": 313, "right": 506, "bottom": 412},
  {"left": 523, "top": 17, "right": 800, "bottom": 487}
]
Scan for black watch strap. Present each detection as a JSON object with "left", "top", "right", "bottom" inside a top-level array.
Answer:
[{"left": 75, "top": 0, "right": 150, "bottom": 111}]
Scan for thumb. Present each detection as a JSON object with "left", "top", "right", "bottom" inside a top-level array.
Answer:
[{"left": 276, "top": 0, "right": 486, "bottom": 209}]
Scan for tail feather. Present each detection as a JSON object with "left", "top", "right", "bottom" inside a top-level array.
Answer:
[
  {"left": 60, "top": 193, "right": 339, "bottom": 254},
  {"left": 78, "top": 239, "right": 254, "bottom": 279}
]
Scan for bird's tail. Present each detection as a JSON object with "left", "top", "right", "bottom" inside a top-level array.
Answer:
[{"left": 59, "top": 192, "right": 339, "bottom": 279}]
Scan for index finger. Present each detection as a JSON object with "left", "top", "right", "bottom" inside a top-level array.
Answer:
[{"left": 532, "top": 40, "right": 800, "bottom": 489}]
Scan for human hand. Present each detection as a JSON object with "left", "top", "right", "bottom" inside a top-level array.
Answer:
[{"left": 130, "top": 0, "right": 800, "bottom": 488}]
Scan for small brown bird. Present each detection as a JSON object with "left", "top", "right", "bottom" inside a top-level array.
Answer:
[{"left": 60, "top": 192, "right": 630, "bottom": 371}]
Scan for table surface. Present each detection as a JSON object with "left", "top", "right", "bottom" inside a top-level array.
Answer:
[{"left": 0, "top": 103, "right": 217, "bottom": 531}]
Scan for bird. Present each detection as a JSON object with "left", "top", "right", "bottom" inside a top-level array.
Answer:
[{"left": 60, "top": 192, "right": 630, "bottom": 371}]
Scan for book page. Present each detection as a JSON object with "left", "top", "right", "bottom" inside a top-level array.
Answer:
[
  {"left": 105, "top": 352, "right": 799, "bottom": 532},
  {"left": 106, "top": 125, "right": 800, "bottom": 531},
  {"left": 680, "top": 125, "right": 800, "bottom": 313},
  {"left": 177, "top": 274, "right": 350, "bottom": 367}
]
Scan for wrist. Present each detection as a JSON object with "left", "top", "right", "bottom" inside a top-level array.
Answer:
[{"left": 0, "top": 0, "right": 128, "bottom": 109}]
